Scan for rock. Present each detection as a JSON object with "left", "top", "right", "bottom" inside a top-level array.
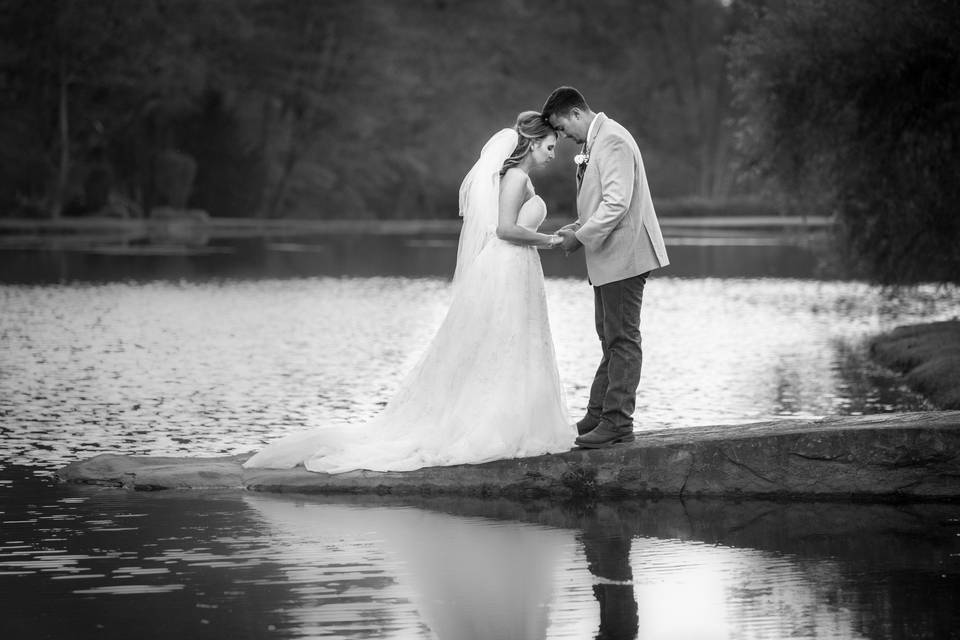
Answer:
[
  {"left": 58, "top": 453, "right": 247, "bottom": 490},
  {"left": 57, "top": 411, "right": 960, "bottom": 500},
  {"left": 147, "top": 206, "right": 211, "bottom": 246}
]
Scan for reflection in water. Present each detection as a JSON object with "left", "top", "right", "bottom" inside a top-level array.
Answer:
[
  {"left": 630, "top": 538, "right": 868, "bottom": 640},
  {"left": 242, "top": 495, "right": 596, "bottom": 639},
  {"left": 579, "top": 505, "right": 639, "bottom": 639},
  {"left": 2, "top": 473, "right": 959, "bottom": 640}
]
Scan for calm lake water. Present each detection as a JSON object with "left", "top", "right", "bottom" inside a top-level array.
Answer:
[{"left": 2, "top": 233, "right": 960, "bottom": 639}]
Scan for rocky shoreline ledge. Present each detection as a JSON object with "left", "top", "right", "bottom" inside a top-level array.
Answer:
[
  {"left": 870, "top": 320, "right": 960, "bottom": 410},
  {"left": 58, "top": 411, "right": 960, "bottom": 500}
]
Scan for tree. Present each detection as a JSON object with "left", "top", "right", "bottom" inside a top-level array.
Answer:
[
  {"left": 0, "top": 0, "right": 759, "bottom": 222},
  {"left": 231, "top": 0, "right": 375, "bottom": 218},
  {"left": 580, "top": 0, "right": 748, "bottom": 198},
  {"left": 0, "top": 0, "right": 247, "bottom": 216},
  {"left": 0, "top": 0, "right": 143, "bottom": 216},
  {"left": 729, "top": 0, "right": 960, "bottom": 283}
]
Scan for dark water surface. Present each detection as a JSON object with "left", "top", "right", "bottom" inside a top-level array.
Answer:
[
  {"left": 0, "top": 231, "right": 828, "bottom": 283},
  {"left": 2, "top": 469, "right": 960, "bottom": 640},
  {"left": 3, "top": 234, "right": 960, "bottom": 638}
]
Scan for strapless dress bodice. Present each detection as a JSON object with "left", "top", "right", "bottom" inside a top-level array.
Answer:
[{"left": 517, "top": 195, "right": 546, "bottom": 231}]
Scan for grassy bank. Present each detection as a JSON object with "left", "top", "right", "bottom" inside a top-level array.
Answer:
[{"left": 870, "top": 320, "right": 960, "bottom": 409}]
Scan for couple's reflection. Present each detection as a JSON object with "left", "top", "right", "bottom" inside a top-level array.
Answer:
[
  {"left": 577, "top": 503, "right": 640, "bottom": 639},
  {"left": 245, "top": 493, "right": 936, "bottom": 640},
  {"left": 245, "top": 494, "right": 613, "bottom": 639}
]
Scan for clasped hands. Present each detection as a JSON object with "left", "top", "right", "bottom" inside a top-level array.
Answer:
[{"left": 543, "top": 222, "right": 583, "bottom": 256}]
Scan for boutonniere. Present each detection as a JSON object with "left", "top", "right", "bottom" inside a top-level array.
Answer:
[{"left": 574, "top": 153, "right": 590, "bottom": 166}]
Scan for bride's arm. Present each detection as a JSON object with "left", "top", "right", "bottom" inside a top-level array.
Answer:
[{"left": 496, "top": 170, "right": 557, "bottom": 247}]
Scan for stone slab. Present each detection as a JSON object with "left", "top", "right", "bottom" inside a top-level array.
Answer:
[{"left": 57, "top": 411, "right": 960, "bottom": 500}]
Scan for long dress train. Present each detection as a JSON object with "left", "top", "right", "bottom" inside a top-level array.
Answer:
[{"left": 242, "top": 194, "right": 573, "bottom": 473}]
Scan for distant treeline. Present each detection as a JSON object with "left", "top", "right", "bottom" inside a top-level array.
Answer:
[
  {"left": 0, "top": 0, "right": 753, "bottom": 221},
  {"left": 1, "top": 0, "right": 958, "bottom": 282},
  {"left": 730, "top": 0, "right": 960, "bottom": 284}
]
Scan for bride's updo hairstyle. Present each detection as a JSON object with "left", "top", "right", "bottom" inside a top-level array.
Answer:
[{"left": 500, "top": 110, "right": 554, "bottom": 176}]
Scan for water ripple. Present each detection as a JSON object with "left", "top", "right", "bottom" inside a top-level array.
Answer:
[{"left": 3, "top": 277, "right": 958, "bottom": 472}]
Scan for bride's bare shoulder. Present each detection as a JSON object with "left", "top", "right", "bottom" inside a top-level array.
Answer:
[{"left": 500, "top": 168, "right": 533, "bottom": 196}]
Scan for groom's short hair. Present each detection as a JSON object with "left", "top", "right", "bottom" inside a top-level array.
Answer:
[{"left": 541, "top": 86, "right": 590, "bottom": 120}]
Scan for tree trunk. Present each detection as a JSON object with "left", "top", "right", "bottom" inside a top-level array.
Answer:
[
  {"left": 52, "top": 56, "right": 69, "bottom": 218},
  {"left": 255, "top": 98, "right": 274, "bottom": 218},
  {"left": 266, "top": 126, "right": 300, "bottom": 219}
]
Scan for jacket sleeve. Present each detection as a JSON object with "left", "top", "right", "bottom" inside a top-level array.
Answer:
[{"left": 574, "top": 135, "right": 635, "bottom": 250}]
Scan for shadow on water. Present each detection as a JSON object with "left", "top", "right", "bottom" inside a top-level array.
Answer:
[{"left": 2, "top": 467, "right": 958, "bottom": 640}]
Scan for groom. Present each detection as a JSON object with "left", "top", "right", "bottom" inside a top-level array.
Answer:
[{"left": 542, "top": 86, "right": 669, "bottom": 448}]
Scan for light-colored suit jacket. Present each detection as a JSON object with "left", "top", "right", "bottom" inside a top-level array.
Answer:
[{"left": 573, "top": 113, "right": 669, "bottom": 286}]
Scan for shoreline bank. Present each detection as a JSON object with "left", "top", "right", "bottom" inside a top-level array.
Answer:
[{"left": 870, "top": 320, "right": 960, "bottom": 410}]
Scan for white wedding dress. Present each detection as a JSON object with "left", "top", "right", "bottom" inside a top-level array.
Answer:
[{"left": 244, "top": 130, "right": 573, "bottom": 473}]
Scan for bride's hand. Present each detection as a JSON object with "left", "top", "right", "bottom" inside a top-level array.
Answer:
[{"left": 542, "top": 235, "right": 562, "bottom": 249}]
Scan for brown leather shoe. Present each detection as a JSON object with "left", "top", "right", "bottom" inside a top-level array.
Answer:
[{"left": 575, "top": 424, "right": 635, "bottom": 449}]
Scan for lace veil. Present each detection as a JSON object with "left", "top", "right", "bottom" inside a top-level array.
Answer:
[{"left": 453, "top": 127, "right": 518, "bottom": 285}]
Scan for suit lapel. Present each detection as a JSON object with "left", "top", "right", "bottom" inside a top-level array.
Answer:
[
  {"left": 575, "top": 143, "right": 587, "bottom": 191},
  {"left": 575, "top": 113, "right": 607, "bottom": 195}
]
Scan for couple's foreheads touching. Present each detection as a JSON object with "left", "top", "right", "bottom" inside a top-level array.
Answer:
[{"left": 502, "top": 87, "right": 598, "bottom": 177}]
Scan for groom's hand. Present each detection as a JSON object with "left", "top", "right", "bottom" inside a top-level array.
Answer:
[{"left": 557, "top": 228, "right": 583, "bottom": 255}]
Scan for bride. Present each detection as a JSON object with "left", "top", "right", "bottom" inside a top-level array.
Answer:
[{"left": 243, "top": 111, "right": 574, "bottom": 473}]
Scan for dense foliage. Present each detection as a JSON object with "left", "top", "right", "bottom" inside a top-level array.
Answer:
[
  {"left": 0, "top": 0, "right": 747, "bottom": 220},
  {"left": 729, "top": 0, "right": 960, "bottom": 284},
  {"left": 6, "top": 0, "right": 957, "bottom": 283}
]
